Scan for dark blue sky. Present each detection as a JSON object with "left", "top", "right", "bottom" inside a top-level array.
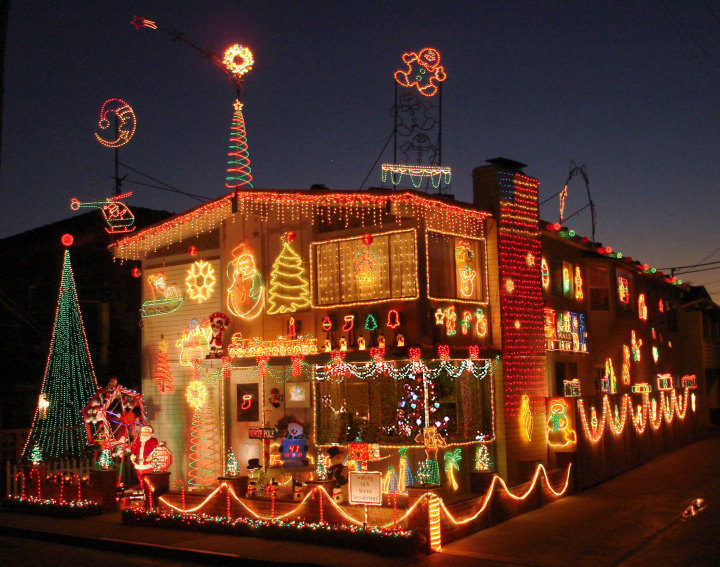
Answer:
[{"left": 3, "top": 1, "right": 720, "bottom": 296}]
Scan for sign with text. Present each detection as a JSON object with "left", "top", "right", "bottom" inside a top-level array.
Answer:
[
  {"left": 248, "top": 426, "right": 276, "bottom": 439},
  {"left": 348, "top": 471, "right": 382, "bottom": 506}
]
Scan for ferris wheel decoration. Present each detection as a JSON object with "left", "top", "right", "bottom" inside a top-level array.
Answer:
[{"left": 82, "top": 379, "right": 148, "bottom": 458}]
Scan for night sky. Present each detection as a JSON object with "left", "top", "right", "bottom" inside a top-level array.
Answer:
[{"left": 2, "top": 1, "right": 720, "bottom": 297}]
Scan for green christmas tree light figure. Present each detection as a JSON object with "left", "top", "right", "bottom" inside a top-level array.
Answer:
[
  {"left": 29, "top": 444, "right": 43, "bottom": 466},
  {"left": 22, "top": 240, "right": 99, "bottom": 462},
  {"left": 266, "top": 232, "right": 311, "bottom": 315},
  {"left": 474, "top": 444, "right": 493, "bottom": 472},
  {"left": 226, "top": 448, "right": 240, "bottom": 477},
  {"left": 315, "top": 451, "right": 329, "bottom": 480},
  {"left": 97, "top": 448, "right": 113, "bottom": 470}
]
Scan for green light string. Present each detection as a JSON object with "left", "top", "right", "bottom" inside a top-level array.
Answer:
[{"left": 23, "top": 250, "right": 99, "bottom": 462}]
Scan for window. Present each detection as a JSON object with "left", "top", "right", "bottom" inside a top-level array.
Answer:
[
  {"left": 554, "top": 362, "right": 578, "bottom": 397},
  {"left": 544, "top": 308, "right": 588, "bottom": 353},
  {"left": 552, "top": 260, "right": 576, "bottom": 299},
  {"left": 312, "top": 229, "right": 418, "bottom": 307},
  {"left": 589, "top": 264, "right": 609, "bottom": 310},
  {"left": 616, "top": 269, "right": 633, "bottom": 310},
  {"left": 315, "top": 368, "right": 494, "bottom": 445},
  {"left": 540, "top": 258, "right": 550, "bottom": 289},
  {"left": 427, "top": 231, "right": 486, "bottom": 303},
  {"left": 562, "top": 261, "right": 574, "bottom": 298},
  {"left": 668, "top": 306, "right": 678, "bottom": 332}
]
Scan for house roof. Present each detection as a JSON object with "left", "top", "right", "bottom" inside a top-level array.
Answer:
[
  {"left": 110, "top": 187, "right": 493, "bottom": 259},
  {"left": 540, "top": 219, "right": 689, "bottom": 290}
]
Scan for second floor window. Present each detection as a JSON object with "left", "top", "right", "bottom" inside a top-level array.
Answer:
[
  {"left": 427, "top": 231, "right": 486, "bottom": 303},
  {"left": 312, "top": 229, "right": 418, "bottom": 307}
]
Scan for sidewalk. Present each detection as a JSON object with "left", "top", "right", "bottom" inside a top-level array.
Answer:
[
  {"left": 2, "top": 430, "right": 719, "bottom": 566},
  {"left": 438, "top": 428, "right": 720, "bottom": 567}
]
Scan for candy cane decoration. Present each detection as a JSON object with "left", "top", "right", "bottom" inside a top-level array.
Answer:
[
  {"left": 313, "top": 487, "right": 324, "bottom": 524},
  {"left": 15, "top": 471, "right": 25, "bottom": 498},
  {"left": 392, "top": 491, "right": 398, "bottom": 529},
  {"left": 29, "top": 468, "right": 41, "bottom": 499},
  {"left": 71, "top": 474, "right": 82, "bottom": 501},
  {"left": 225, "top": 483, "right": 231, "bottom": 518},
  {"left": 144, "top": 477, "right": 153, "bottom": 509},
  {"left": 56, "top": 473, "right": 64, "bottom": 503},
  {"left": 173, "top": 479, "right": 186, "bottom": 512}
]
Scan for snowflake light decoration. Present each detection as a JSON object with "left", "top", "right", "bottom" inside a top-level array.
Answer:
[
  {"left": 185, "top": 380, "right": 207, "bottom": 411},
  {"left": 186, "top": 260, "right": 216, "bottom": 303}
]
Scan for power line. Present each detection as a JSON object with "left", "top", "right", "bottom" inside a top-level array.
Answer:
[
  {"left": 124, "top": 179, "right": 209, "bottom": 203},
  {"left": 658, "top": 259, "right": 720, "bottom": 271},
  {"left": 701, "top": 0, "right": 720, "bottom": 30},
  {"left": 673, "top": 265, "right": 720, "bottom": 276},
  {"left": 358, "top": 129, "right": 394, "bottom": 191},
  {"left": 561, "top": 202, "right": 591, "bottom": 224},
  {"left": 120, "top": 162, "right": 209, "bottom": 203},
  {"left": 659, "top": 0, "right": 720, "bottom": 71},
  {"left": 696, "top": 244, "right": 720, "bottom": 265}
]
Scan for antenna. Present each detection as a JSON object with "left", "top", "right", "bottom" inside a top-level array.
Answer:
[{"left": 562, "top": 160, "right": 596, "bottom": 243}]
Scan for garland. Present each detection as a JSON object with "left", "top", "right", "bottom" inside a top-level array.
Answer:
[
  {"left": 122, "top": 508, "right": 418, "bottom": 557},
  {"left": 2, "top": 496, "right": 102, "bottom": 518}
]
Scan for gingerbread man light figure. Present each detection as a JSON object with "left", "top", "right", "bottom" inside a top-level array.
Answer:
[{"left": 394, "top": 47, "right": 447, "bottom": 97}]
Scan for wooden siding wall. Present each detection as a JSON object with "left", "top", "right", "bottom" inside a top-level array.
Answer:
[{"left": 141, "top": 255, "right": 223, "bottom": 484}]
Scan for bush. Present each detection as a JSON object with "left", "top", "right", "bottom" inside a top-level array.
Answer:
[
  {"left": 122, "top": 508, "right": 419, "bottom": 556},
  {"left": 2, "top": 496, "right": 103, "bottom": 518}
]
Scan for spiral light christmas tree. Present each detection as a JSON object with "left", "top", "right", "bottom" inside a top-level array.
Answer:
[
  {"left": 225, "top": 99, "right": 253, "bottom": 189},
  {"left": 152, "top": 336, "right": 174, "bottom": 393}
]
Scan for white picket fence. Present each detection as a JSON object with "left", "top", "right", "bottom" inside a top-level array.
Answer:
[{"left": 5, "top": 458, "right": 92, "bottom": 497}]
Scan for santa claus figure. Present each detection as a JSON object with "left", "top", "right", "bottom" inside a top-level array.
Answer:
[
  {"left": 130, "top": 425, "right": 159, "bottom": 484},
  {"left": 208, "top": 312, "right": 231, "bottom": 357}
]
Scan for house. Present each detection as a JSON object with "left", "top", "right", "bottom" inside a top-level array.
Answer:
[{"left": 109, "top": 158, "right": 703, "bottom": 498}]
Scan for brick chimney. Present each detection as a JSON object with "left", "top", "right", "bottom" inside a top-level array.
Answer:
[{"left": 472, "top": 158, "right": 545, "bottom": 417}]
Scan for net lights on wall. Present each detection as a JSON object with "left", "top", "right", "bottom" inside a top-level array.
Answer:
[
  {"left": 310, "top": 229, "right": 419, "bottom": 309},
  {"left": 496, "top": 171, "right": 546, "bottom": 418}
]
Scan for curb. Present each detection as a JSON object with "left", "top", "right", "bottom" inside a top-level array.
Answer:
[{"left": 0, "top": 523, "right": 323, "bottom": 566}]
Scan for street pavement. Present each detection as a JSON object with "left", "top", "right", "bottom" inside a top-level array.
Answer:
[{"left": 2, "top": 428, "right": 719, "bottom": 566}]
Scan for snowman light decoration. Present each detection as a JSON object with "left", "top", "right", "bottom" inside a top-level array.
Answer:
[{"left": 280, "top": 419, "right": 308, "bottom": 468}]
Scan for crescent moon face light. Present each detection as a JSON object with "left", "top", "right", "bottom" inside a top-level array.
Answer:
[
  {"left": 94, "top": 98, "right": 137, "bottom": 148},
  {"left": 223, "top": 44, "right": 254, "bottom": 77}
]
